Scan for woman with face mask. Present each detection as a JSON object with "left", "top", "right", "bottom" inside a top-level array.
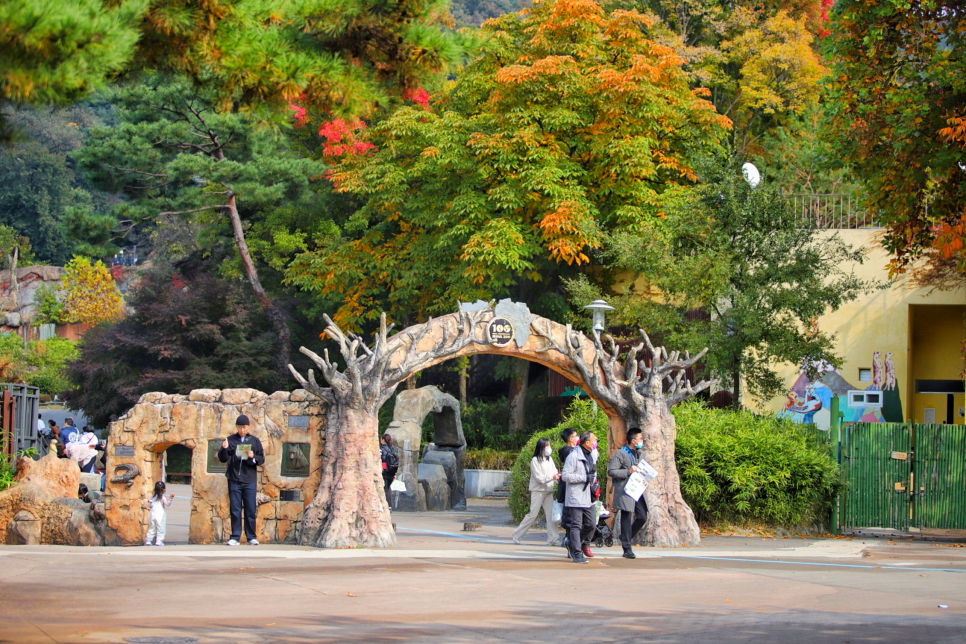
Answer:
[{"left": 512, "top": 437, "right": 561, "bottom": 546}]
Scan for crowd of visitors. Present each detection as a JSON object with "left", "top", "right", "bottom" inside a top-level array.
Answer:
[{"left": 37, "top": 414, "right": 107, "bottom": 474}]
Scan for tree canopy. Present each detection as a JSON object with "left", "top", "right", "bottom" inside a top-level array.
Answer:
[
  {"left": 286, "top": 0, "right": 731, "bottom": 328},
  {"left": 824, "top": 0, "right": 966, "bottom": 277}
]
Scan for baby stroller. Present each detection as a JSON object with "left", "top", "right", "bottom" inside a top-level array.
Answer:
[{"left": 590, "top": 508, "right": 615, "bottom": 548}]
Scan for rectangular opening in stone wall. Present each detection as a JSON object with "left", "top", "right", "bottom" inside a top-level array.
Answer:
[
  {"left": 281, "top": 443, "right": 310, "bottom": 477},
  {"left": 164, "top": 444, "right": 192, "bottom": 484},
  {"left": 206, "top": 439, "right": 227, "bottom": 474}
]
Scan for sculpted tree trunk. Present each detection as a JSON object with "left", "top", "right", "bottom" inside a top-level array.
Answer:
[
  {"left": 507, "top": 359, "right": 529, "bottom": 432},
  {"left": 533, "top": 321, "right": 714, "bottom": 547},
  {"left": 289, "top": 309, "right": 490, "bottom": 548}
]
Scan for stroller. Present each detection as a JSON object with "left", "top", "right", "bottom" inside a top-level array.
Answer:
[
  {"left": 561, "top": 505, "right": 616, "bottom": 549},
  {"left": 590, "top": 508, "right": 615, "bottom": 548}
]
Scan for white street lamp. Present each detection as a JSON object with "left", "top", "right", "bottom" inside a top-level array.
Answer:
[
  {"left": 583, "top": 299, "right": 615, "bottom": 334},
  {"left": 741, "top": 162, "right": 761, "bottom": 189}
]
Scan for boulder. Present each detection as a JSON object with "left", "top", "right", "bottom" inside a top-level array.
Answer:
[
  {"left": 417, "top": 463, "right": 450, "bottom": 512},
  {"left": 393, "top": 483, "right": 427, "bottom": 512},
  {"left": 15, "top": 454, "right": 80, "bottom": 498},
  {"left": 425, "top": 447, "right": 466, "bottom": 510},
  {"left": 5, "top": 311, "right": 21, "bottom": 327},
  {"left": 138, "top": 392, "right": 166, "bottom": 404},
  {"left": 187, "top": 389, "right": 221, "bottom": 403},
  {"left": 269, "top": 391, "right": 291, "bottom": 401},
  {"left": 7, "top": 510, "right": 40, "bottom": 545},
  {"left": 221, "top": 388, "right": 261, "bottom": 405}
]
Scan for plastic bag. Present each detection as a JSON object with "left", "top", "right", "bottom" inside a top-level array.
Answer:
[
  {"left": 390, "top": 479, "right": 407, "bottom": 492},
  {"left": 551, "top": 501, "right": 564, "bottom": 523}
]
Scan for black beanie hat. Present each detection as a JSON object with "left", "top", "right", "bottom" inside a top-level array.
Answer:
[{"left": 236, "top": 414, "right": 250, "bottom": 426}]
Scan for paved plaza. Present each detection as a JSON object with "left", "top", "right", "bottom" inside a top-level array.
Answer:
[{"left": 1, "top": 495, "right": 964, "bottom": 644}]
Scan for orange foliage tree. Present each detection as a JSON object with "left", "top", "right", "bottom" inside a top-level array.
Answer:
[
  {"left": 286, "top": 0, "right": 731, "bottom": 328},
  {"left": 59, "top": 257, "right": 124, "bottom": 325},
  {"left": 825, "top": 0, "right": 966, "bottom": 281}
]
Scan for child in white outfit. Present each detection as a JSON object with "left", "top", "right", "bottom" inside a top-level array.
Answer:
[{"left": 145, "top": 481, "right": 174, "bottom": 546}]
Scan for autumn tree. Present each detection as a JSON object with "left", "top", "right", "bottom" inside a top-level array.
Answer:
[
  {"left": 824, "top": 1, "right": 966, "bottom": 280},
  {"left": 2, "top": 0, "right": 460, "bottom": 138},
  {"left": 59, "top": 257, "right": 124, "bottom": 325},
  {"left": 286, "top": 0, "right": 731, "bottom": 328}
]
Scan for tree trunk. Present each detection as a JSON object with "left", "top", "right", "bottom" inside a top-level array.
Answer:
[
  {"left": 458, "top": 356, "right": 468, "bottom": 411},
  {"left": 627, "top": 402, "right": 701, "bottom": 547},
  {"left": 731, "top": 365, "right": 740, "bottom": 411},
  {"left": 299, "top": 403, "right": 396, "bottom": 548},
  {"left": 225, "top": 194, "right": 291, "bottom": 376},
  {"left": 507, "top": 359, "right": 528, "bottom": 432}
]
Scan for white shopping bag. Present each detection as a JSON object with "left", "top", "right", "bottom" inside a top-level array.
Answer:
[
  {"left": 551, "top": 501, "right": 564, "bottom": 523},
  {"left": 390, "top": 479, "right": 407, "bottom": 492}
]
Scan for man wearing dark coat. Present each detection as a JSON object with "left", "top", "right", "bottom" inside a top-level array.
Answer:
[
  {"left": 608, "top": 427, "right": 649, "bottom": 559},
  {"left": 218, "top": 414, "right": 265, "bottom": 546}
]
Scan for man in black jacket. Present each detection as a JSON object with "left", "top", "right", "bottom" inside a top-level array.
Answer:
[{"left": 217, "top": 414, "right": 265, "bottom": 546}]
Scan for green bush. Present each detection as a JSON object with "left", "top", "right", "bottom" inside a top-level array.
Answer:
[
  {"left": 508, "top": 398, "right": 609, "bottom": 522},
  {"left": 675, "top": 401, "right": 842, "bottom": 529},
  {"left": 464, "top": 448, "right": 517, "bottom": 470}
]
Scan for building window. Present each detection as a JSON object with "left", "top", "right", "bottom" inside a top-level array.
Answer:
[
  {"left": 848, "top": 390, "right": 883, "bottom": 408},
  {"left": 858, "top": 368, "right": 871, "bottom": 382}
]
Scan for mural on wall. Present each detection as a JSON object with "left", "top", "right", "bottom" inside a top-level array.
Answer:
[{"left": 779, "top": 351, "right": 904, "bottom": 428}]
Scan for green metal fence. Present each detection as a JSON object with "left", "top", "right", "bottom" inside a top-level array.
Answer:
[{"left": 835, "top": 422, "right": 966, "bottom": 532}]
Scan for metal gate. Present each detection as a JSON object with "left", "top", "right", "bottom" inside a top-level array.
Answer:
[
  {"left": 0, "top": 383, "right": 41, "bottom": 462},
  {"left": 837, "top": 422, "right": 966, "bottom": 531}
]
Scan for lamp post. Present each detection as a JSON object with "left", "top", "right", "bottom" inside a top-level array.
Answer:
[
  {"left": 583, "top": 299, "right": 615, "bottom": 336},
  {"left": 583, "top": 300, "right": 614, "bottom": 416}
]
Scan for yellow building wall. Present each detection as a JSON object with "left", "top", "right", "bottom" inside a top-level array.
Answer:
[
  {"left": 910, "top": 305, "right": 966, "bottom": 424},
  {"left": 752, "top": 229, "right": 965, "bottom": 422}
]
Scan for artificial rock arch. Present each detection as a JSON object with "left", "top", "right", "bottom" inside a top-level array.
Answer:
[{"left": 289, "top": 300, "right": 712, "bottom": 549}]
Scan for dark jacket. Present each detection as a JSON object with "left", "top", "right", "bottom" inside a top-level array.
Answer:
[
  {"left": 217, "top": 433, "right": 265, "bottom": 484},
  {"left": 608, "top": 446, "right": 649, "bottom": 512},
  {"left": 555, "top": 445, "right": 577, "bottom": 503},
  {"left": 380, "top": 443, "right": 398, "bottom": 478}
]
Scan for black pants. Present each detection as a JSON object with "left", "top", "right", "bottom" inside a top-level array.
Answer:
[
  {"left": 383, "top": 473, "right": 394, "bottom": 507},
  {"left": 566, "top": 506, "right": 595, "bottom": 559},
  {"left": 619, "top": 499, "right": 648, "bottom": 550},
  {"left": 228, "top": 480, "right": 258, "bottom": 541}
]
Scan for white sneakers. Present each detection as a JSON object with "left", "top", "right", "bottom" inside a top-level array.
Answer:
[
  {"left": 227, "top": 539, "right": 240, "bottom": 546},
  {"left": 249, "top": 539, "right": 259, "bottom": 546}
]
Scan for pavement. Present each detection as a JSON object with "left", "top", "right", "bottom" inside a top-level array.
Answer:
[{"left": 1, "top": 496, "right": 965, "bottom": 644}]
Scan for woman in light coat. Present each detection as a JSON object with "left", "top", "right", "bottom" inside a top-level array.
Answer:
[{"left": 512, "top": 437, "right": 561, "bottom": 545}]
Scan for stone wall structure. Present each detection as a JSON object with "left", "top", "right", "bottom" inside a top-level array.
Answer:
[
  {"left": 385, "top": 386, "right": 466, "bottom": 512},
  {"left": 104, "top": 387, "right": 327, "bottom": 546}
]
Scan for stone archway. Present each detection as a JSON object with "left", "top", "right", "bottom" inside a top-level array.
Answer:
[{"left": 289, "top": 300, "right": 713, "bottom": 550}]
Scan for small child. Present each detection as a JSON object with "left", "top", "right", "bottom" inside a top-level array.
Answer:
[{"left": 145, "top": 481, "right": 174, "bottom": 546}]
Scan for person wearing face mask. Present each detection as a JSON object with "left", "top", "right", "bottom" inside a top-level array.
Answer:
[
  {"left": 608, "top": 427, "right": 650, "bottom": 559},
  {"left": 560, "top": 431, "right": 599, "bottom": 564},
  {"left": 512, "top": 437, "right": 561, "bottom": 545}
]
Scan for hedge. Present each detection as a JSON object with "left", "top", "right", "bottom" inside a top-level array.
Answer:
[{"left": 508, "top": 400, "right": 842, "bottom": 530}]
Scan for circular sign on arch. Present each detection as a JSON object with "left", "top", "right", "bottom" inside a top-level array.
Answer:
[{"left": 487, "top": 317, "right": 515, "bottom": 346}]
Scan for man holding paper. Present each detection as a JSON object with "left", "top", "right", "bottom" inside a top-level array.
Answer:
[
  {"left": 608, "top": 427, "right": 653, "bottom": 559},
  {"left": 217, "top": 414, "right": 265, "bottom": 546}
]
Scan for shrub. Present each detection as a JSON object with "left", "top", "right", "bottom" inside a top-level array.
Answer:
[
  {"left": 0, "top": 335, "right": 79, "bottom": 396},
  {"left": 674, "top": 401, "right": 842, "bottom": 529},
  {"left": 464, "top": 448, "right": 518, "bottom": 470},
  {"left": 508, "top": 398, "right": 609, "bottom": 522}
]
